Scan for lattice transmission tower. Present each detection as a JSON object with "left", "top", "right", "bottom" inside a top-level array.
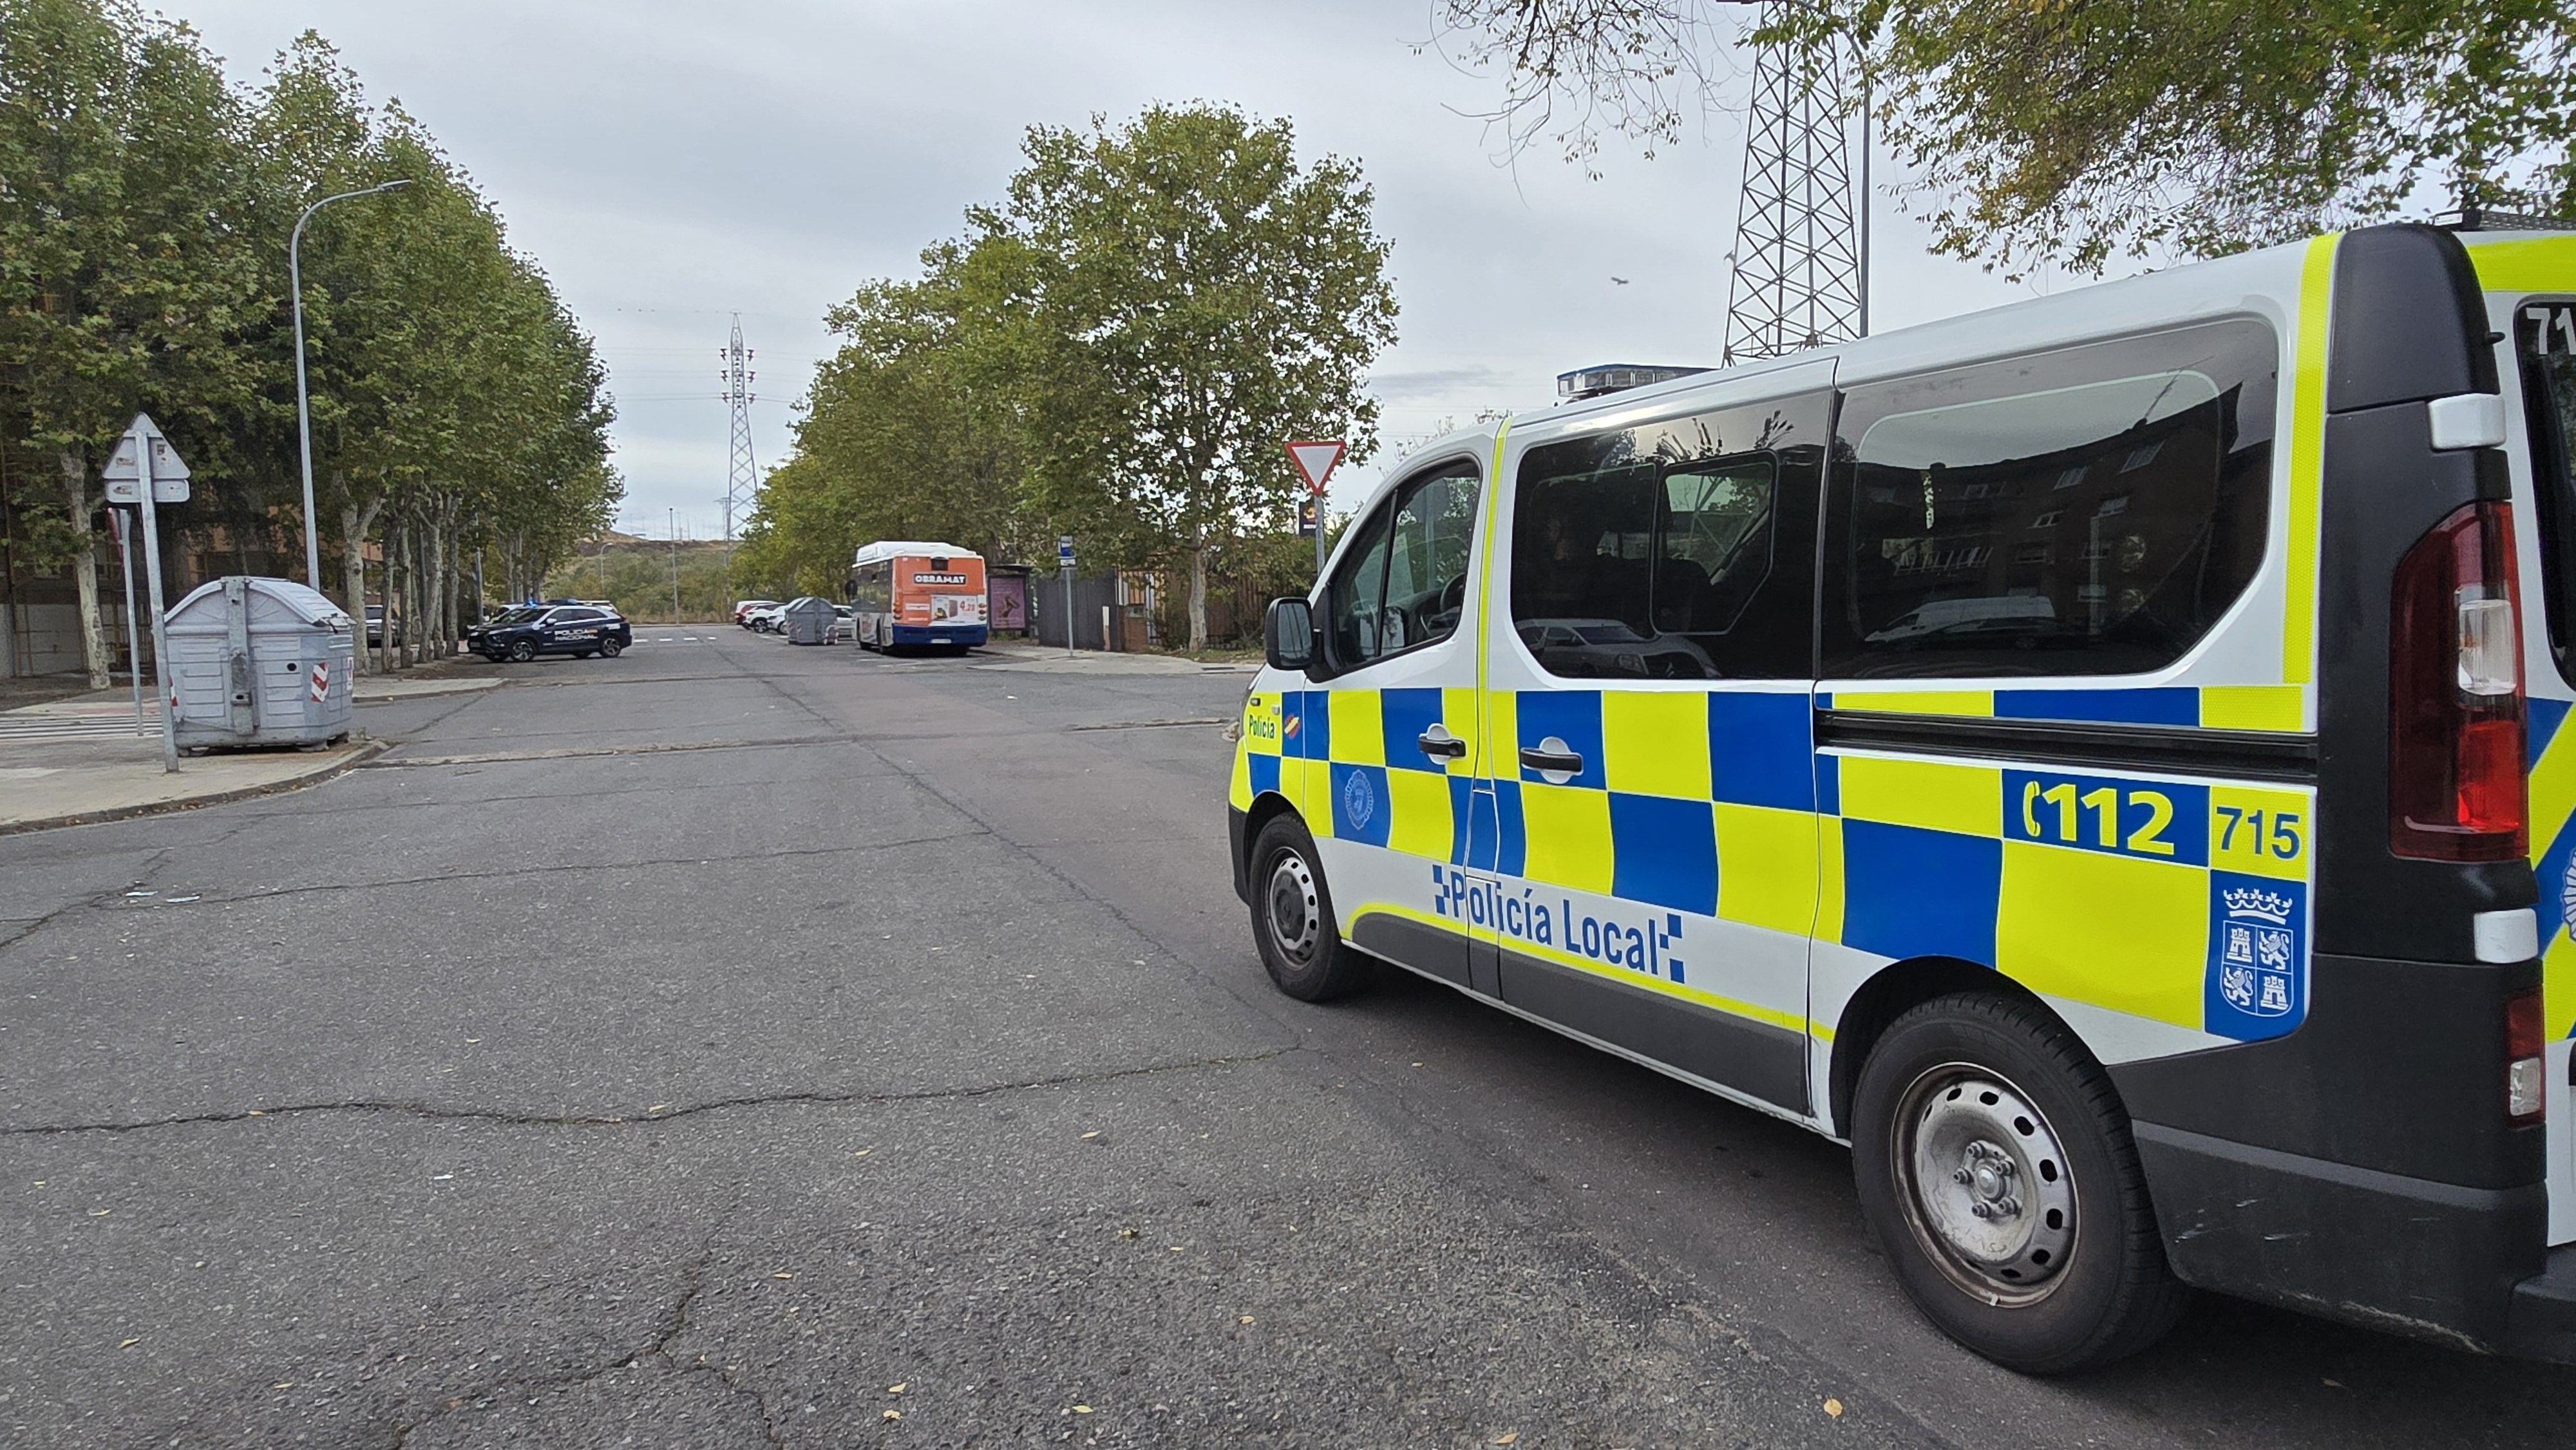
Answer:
[
  {"left": 719, "top": 315, "right": 757, "bottom": 549},
  {"left": 1723, "top": 6, "right": 1866, "bottom": 363}
]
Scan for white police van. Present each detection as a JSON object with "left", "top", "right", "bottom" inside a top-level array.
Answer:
[{"left": 1228, "top": 222, "right": 2576, "bottom": 1371}]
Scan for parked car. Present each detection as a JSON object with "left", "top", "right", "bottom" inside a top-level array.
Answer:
[
  {"left": 364, "top": 604, "right": 404, "bottom": 649},
  {"left": 466, "top": 603, "right": 633, "bottom": 663},
  {"left": 832, "top": 603, "right": 853, "bottom": 643},
  {"left": 746, "top": 602, "right": 788, "bottom": 633},
  {"left": 735, "top": 599, "right": 780, "bottom": 627}
]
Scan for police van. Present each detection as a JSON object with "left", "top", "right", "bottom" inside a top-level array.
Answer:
[{"left": 1228, "top": 223, "right": 2576, "bottom": 1371}]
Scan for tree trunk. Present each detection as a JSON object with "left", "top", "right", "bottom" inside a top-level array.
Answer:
[
  {"left": 1187, "top": 538, "right": 1210, "bottom": 654},
  {"left": 383, "top": 514, "right": 406, "bottom": 673},
  {"left": 59, "top": 450, "right": 111, "bottom": 689},
  {"left": 339, "top": 490, "right": 383, "bottom": 673},
  {"left": 426, "top": 505, "right": 449, "bottom": 661}
]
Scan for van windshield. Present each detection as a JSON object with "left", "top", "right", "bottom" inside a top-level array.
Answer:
[{"left": 2518, "top": 300, "right": 2576, "bottom": 684}]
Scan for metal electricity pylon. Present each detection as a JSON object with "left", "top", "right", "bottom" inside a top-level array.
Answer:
[
  {"left": 1722, "top": 5, "right": 1867, "bottom": 363},
  {"left": 719, "top": 315, "right": 757, "bottom": 549}
]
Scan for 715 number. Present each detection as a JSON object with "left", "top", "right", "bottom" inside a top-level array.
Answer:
[{"left": 2215, "top": 805, "right": 2302, "bottom": 860}]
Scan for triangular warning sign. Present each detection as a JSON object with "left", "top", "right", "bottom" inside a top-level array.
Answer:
[{"left": 1285, "top": 440, "right": 1345, "bottom": 494}]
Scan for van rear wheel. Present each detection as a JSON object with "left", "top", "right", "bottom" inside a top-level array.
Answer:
[
  {"left": 1247, "top": 815, "right": 1366, "bottom": 1002},
  {"left": 1851, "top": 992, "right": 2188, "bottom": 1374}
]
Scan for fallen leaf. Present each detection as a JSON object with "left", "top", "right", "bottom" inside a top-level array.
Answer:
[
  {"left": 648, "top": 1104, "right": 669, "bottom": 1113},
  {"left": 883, "top": 1409, "right": 902, "bottom": 1421},
  {"left": 1080, "top": 1131, "right": 1100, "bottom": 1140},
  {"left": 851, "top": 1149, "right": 873, "bottom": 1158},
  {"left": 245, "top": 1110, "right": 263, "bottom": 1117},
  {"left": 1073, "top": 1404, "right": 1094, "bottom": 1415},
  {"left": 1492, "top": 1435, "right": 1518, "bottom": 1445},
  {"left": 887, "top": 1384, "right": 905, "bottom": 1394},
  {"left": 88, "top": 1209, "right": 110, "bottom": 1218},
  {"left": 1118, "top": 1227, "right": 1139, "bottom": 1239},
  {"left": 1238, "top": 1315, "right": 1255, "bottom": 1324},
  {"left": 1824, "top": 1398, "right": 1844, "bottom": 1418},
  {"left": 1169, "top": 1246, "right": 1185, "bottom": 1253},
  {"left": 770, "top": 1272, "right": 794, "bottom": 1280},
  {"left": 118, "top": 1337, "right": 138, "bottom": 1349},
  {"left": 2323, "top": 1378, "right": 2344, "bottom": 1388},
  {"left": 273, "top": 1382, "right": 292, "bottom": 1390}
]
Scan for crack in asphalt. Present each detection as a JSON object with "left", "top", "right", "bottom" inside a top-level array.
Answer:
[
  {"left": 150, "top": 829, "right": 991, "bottom": 905},
  {"left": 0, "top": 1047, "right": 1296, "bottom": 1136},
  {"left": 366, "top": 734, "right": 858, "bottom": 767},
  {"left": 0, "top": 842, "right": 188, "bottom": 956}
]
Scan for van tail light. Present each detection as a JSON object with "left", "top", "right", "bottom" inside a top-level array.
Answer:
[
  {"left": 2506, "top": 987, "right": 2546, "bottom": 1125},
  {"left": 2390, "top": 500, "right": 2528, "bottom": 860}
]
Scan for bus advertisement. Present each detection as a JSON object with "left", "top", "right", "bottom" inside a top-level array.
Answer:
[{"left": 849, "top": 540, "right": 989, "bottom": 652}]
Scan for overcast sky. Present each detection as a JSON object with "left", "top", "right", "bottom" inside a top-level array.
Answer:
[{"left": 176, "top": 0, "right": 2077, "bottom": 538}]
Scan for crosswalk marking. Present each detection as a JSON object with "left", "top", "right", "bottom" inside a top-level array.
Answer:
[{"left": 0, "top": 714, "right": 148, "bottom": 744}]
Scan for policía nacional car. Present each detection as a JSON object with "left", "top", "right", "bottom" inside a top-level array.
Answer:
[{"left": 468, "top": 601, "right": 632, "bottom": 663}]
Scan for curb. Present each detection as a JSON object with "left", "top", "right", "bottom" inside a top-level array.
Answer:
[
  {"left": 355, "top": 679, "right": 507, "bottom": 703},
  {"left": 0, "top": 737, "right": 393, "bottom": 838}
]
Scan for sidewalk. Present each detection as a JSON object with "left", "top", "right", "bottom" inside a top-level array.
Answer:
[
  {"left": 967, "top": 640, "right": 1258, "bottom": 675},
  {"left": 0, "top": 670, "right": 499, "bottom": 835}
]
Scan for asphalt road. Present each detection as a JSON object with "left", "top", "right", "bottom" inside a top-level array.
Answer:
[{"left": 3, "top": 627, "right": 2572, "bottom": 1448}]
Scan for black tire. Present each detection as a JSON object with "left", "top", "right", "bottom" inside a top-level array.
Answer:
[
  {"left": 600, "top": 637, "right": 624, "bottom": 658},
  {"left": 506, "top": 639, "right": 537, "bottom": 663},
  {"left": 1245, "top": 814, "right": 1368, "bottom": 1002},
  {"left": 1850, "top": 992, "right": 2189, "bottom": 1374}
]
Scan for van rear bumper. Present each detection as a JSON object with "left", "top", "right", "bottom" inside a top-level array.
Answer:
[{"left": 2135, "top": 1120, "right": 2559, "bottom": 1357}]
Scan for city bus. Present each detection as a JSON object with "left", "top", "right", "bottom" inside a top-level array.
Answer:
[
  {"left": 847, "top": 540, "right": 988, "bottom": 652},
  {"left": 1228, "top": 221, "right": 2576, "bottom": 1371}
]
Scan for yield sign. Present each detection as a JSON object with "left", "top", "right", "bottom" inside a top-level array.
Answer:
[{"left": 1284, "top": 439, "right": 1345, "bottom": 496}]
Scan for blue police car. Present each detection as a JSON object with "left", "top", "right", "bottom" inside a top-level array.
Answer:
[{"left": 468, "top": 601, "right": 632, "bottom": 663}]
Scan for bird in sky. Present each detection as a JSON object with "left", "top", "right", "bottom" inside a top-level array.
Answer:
[{"left": 1610, "top": 276, "right": 1631, "bottom": 285}]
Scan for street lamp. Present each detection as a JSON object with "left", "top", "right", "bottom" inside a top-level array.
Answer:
[{"left": 290, "top": 178, "right": 413, "bottom": 591}]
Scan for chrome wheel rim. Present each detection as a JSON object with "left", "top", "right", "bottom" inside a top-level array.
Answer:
[
  {"left": 1892, "top": 1062, "right": 2078, "bottom": 1307},
  {"left": 1263, "top": 850, "right": 1320, "bottom": 965}
]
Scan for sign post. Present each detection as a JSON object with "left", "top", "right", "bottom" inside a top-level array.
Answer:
[
  {"left": 1056, "top": 535, "right": 1076, "bottom": 657},
  {"left": 107, "top": 510, "right": 145, "bottom": 735},
  {"left": 102, "top": 414, "right": 189, "bottom": 773},
  {"left": 1285, "top": 440, "right": 1347, "bottom": 579}
]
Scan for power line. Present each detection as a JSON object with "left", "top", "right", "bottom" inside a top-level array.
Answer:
[
  {"left": 1723, "top": 5, "right": 1866, "bottom": 362},
  {"left": 719, "top": 315, "right": 759, "bottom": 547}
]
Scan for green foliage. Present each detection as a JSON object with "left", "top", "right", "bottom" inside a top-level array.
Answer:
[
  {"left": 969, "top": 107, "right": 1397, "bottom": 589},
  {"left": 732, "top": 267, "right": 1028, "bottom": 599},
  {"left": 1440, "top": 0, "right": 2576, "bottom": 274},
  {"left": 742, "top": 104, "right": 1396, "bottom": 650},
  {"left": 543, "top": 543, "right": 735, "bottom": 623},
  {"left": 0, "top": 2, "right": 617, "bottom": 679}
]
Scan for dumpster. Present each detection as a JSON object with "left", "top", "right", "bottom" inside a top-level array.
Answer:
[
  {"left": 162, "top": 576, "right": 355, "bottom": 749},
  {"left": 781, "top": 595, "right": 836, "bottom": 645}
]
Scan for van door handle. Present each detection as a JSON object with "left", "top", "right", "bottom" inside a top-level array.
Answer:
[
  {"left": 1519, "top": 743, "right": 1585, "bottom": 775},
  {"left": 1417, "top": 726, "right": 1467, "bottom": 760}
]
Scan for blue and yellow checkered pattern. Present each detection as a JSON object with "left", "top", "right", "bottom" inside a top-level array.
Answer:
[
  {"left": 1238, "top": 683, "right": 2317, "bottom": 1044},
  {"left": 1823, "top": 754, "right": 2312, "bottom": 1040}
]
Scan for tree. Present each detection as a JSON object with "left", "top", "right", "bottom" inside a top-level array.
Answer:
[
  {"left": 0, "top": 0, "right": 268, "bottom": 685},
  {"left": 963, "top": 105, "right": 1397, "bottom": 649},
  {"left": 1437, "top": 0, "right": 2576, "bottom": 276},
  {"left": 734, "top": 264, "right": 1030, "bottom": 600}
]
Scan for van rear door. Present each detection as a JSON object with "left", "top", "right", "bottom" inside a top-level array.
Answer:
[{"left": 2477, "top": 235, "right": 2576, "bottom": 1244}]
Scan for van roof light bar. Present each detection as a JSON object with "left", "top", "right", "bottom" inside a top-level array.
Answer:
[{"left": 1555, "top": 362, "right": 1712, "bottom": 402}]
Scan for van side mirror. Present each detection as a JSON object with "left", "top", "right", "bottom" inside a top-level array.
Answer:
[{"left": 1264, "top": 596, "right": 1315, "bottom": 673}]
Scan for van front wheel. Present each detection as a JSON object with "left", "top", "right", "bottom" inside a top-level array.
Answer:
[
  {"left": 1247, "top": 815, "right": 1366, "bottom": 1002},
  {"left": 1851, "top": 992, "right": 2188, "bottom": 1374}
]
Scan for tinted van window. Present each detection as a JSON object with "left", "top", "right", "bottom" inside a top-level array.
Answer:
[
  {"left": 2518, "top": 299, "right": 2576, "bottom": 686},
  {"left": 1824, "top": 319, "right": 2278, "bottom": 678},
  {"left": 1511, "top": 398, "right": 1826, "bottom": 681}
]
